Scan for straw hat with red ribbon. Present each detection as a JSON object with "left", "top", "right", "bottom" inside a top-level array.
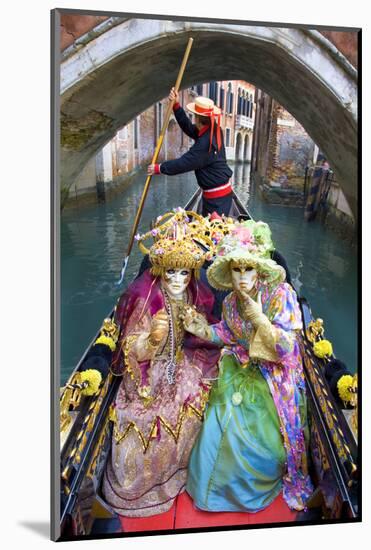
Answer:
[{"left": 186, "top": 96, "right": 222, "bottom": 152}]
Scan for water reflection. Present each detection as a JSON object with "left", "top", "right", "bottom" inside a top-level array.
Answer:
[
  {"left": 231, "top": 162, "right": 251, "bottom": 205},
  {"left": 61, "top": 166, "right": 357, "bottom": 383},
  {"left": 61, "top": 170, "right": 197, "bottom": 382}
]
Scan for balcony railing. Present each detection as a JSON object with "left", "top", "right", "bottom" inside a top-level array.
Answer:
[{"left": 235, "top": 114, "right": 254, "bottom": 130}]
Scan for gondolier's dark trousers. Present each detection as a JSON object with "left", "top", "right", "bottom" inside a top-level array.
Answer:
[{"left": 201, "top": 193, "right": 233, "bottom": 217}]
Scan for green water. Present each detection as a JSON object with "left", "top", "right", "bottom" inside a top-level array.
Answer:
[{"left": 61, "top": 165, "right": 357, "bottom": 384}]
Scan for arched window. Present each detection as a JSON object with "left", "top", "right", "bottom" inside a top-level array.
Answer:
[
  {"left": 225, "top": 128, "right": 231, "bottom": 147},
  {"left": 242, "top": 91, "right": 247, "bottom": 117},
  {"left": 249, "top": 94, "right": 254, "bottom": 117},
  {"left": 237, "top": 88, "right": 242, "bottom": 115},
  {"left": 219, "top": 86, "right": 225, "bottom": 110},
  {"left": 209, "top": 81, "right": 218, "bottom": 103},
  {"left": 227, "top": 83, "right": 233, "bottom": 115}
]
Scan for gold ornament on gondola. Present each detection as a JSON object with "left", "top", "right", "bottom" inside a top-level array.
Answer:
[
  {"left": 135, "top": 208, "right": 215, "bottom": 278},
  {"left": 306, "top": 318, "right": 324, "bottom": 344},
  {"left": 93, "top": 317, "right": 119, "bottom": 351},
  {"left": 350, "top": 374, "right": 358, "bottom": 437}
]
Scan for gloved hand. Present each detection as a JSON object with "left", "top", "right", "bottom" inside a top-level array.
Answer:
[
  {"left": 180, "top": 305, "right": 212, "bottom": 341},
  {"left": 149, "top": 310, "right": 169, "bottom": 346},
  {"left": 239, "top": 291, "right": 269, "bottom": 329}
]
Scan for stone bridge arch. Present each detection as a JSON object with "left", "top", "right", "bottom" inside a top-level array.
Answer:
[{"left": 60, "top": 17, "right": 358, "bottom": 214}]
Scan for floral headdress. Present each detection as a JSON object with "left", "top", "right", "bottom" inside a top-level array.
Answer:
[
  {"left": 135, "top": 208, "right": 213, "bottom": 278},
  {"left": 206, "top": 220, "right": 286, "bottom": 290}
]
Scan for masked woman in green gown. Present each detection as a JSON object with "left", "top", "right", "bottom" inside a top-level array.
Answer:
[{"left": 182, "top": 220, "right": 313, "bottom": 512}]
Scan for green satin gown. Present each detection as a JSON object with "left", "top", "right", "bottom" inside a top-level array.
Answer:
[{"left": 186, "top": 354, "right": 308, "bottom": 512}]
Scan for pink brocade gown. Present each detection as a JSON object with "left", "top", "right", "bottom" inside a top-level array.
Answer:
[{"left": 101, "top": 271, "right": 219, "bottom": 517}]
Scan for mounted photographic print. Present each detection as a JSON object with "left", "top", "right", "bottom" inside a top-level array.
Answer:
[{"left": 51, "top": 8, "right": 360, "bottom": 542}]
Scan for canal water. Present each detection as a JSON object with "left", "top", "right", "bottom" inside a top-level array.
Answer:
[{"left": 61, "top": 165, "right": 357, "bottom": 384}]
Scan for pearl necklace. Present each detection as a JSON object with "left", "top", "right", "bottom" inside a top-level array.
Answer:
[{"left": 162, "top": 288, "right": 186, "bottom": 385}]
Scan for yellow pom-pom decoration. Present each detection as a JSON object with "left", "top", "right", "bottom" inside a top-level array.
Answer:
[
  {"left": 80, "top": 369, "right": 102, "bottom": 396},
  {"left": 313, "top": 339, "right": 333, "bottom": 358},
  {"left": 94, "top": 335, "right": 116, "bottom": 352},
  {"left": 337, "top": 374, "right": 354, "bottom": 405}
]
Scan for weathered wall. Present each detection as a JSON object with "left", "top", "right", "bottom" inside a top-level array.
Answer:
[
  {"left": 60, "top": 14, "right": 359, "bottom": 70},
  {"left": 265, "top": 103, "right": 314, "bottom": 188},
  {"left": 320, "top": 31, "right": 358, "bottom": 69},
  {"left": 60, "top": 15, "right": 108, "bottom": 50},
  {"left": 70, "top": 156, "right": 97, "bottom": 195}
]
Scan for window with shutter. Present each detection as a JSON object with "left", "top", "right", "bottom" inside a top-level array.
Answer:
[
  {"left": 226, "top": 128, "right": 231, "bottom": 147},
  {"left": 220, "top": 88, "right": 225, "bottom": 110},
  {"left": 229, "top": 92, "right": 234, "bottom": 114}
]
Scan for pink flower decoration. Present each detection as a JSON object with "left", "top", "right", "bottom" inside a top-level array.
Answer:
[{"left": 232, "top": 226, "right": 253, "bottom": 245}]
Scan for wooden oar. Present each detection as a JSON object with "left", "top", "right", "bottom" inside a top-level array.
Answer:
[{"left": 116, "top": 37, "right": 194, "bottom": 285}]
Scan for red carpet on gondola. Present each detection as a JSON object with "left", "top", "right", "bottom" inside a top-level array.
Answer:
[
  {"left": 119, "top": 504, "right": 176, "bottom": 532},
  {"left": 119, "top": 491, "right": 297, "bottom": 532}
]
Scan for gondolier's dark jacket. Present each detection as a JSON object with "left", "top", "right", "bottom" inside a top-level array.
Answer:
[{"left": 158, "top": 103, "right": 233, "bottom": 191}]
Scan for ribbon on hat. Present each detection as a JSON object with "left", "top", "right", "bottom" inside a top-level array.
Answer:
[
  {"left": 209, "top": 112, "right": 222, "bottom": 152},
  {"left": 194, "top": 104, "right": 222, "bottom": 152}
]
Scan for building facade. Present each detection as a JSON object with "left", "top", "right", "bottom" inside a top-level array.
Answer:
[{"left": 69, "top": 80, "right": 256, "bottom": 201}]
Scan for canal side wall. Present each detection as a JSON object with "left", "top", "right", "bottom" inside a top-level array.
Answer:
[
  {"left": 319, "top": 181, "right": 356, "bottom": 246},
  {"left": 252, "top": 170, "right": 356, "bottom": 244},
  {"left": 252, "top": 94, "right": 315, "bottom": 207}
]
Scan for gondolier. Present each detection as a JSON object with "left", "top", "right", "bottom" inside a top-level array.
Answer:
[{"left": 148, "top": 88, "right": 233, "bottom": 217}]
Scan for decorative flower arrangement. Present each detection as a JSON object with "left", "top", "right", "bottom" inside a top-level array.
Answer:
[
  {"left": 313, "top": 339, "right": 333, "bottom": 358},
  {"left": 231, "top": 225, "right": 254, "bottom": 246},
  {"left": 337, "top": 374, "right": 354, "bottom": 405},
  {"left": 80, "top": 369, "right": 102, "bottom": 396}
]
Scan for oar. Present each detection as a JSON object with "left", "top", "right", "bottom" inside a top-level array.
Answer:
[{"left": 116, "top": 37, "right": 194, "bottom": 285}]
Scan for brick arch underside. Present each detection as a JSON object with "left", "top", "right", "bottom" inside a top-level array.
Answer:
[{"left": 61, "top": 31, "right": 357, "bottom": 215}]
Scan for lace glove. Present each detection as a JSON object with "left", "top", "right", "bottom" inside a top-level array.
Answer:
[
  {"left": 180, "top": 305, "right": 212, "bottom": 341},
  {"left": 240, "top": 291, "right": 269, "bottom": 328},
  {"left": 148, "top": 310, "right": 169, "bottom": 347},
  {"left": 239, "top": 291, "right": 278, "bottom": 362},
  {"left": 133, "top": 311, "right": 169, "bottom": 361}
]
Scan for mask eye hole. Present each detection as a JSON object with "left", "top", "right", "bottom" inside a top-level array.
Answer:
[
  {"left": 232, "top": 267, "right": 242, "bottom": 273},
  {"left": 180, "top": 270, "right": 190, "bottom": 276},
  {"left": 166, "top": 269, "right": 175, "bottom": 275}
]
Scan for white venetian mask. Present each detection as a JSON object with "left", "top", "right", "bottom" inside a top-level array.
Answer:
[
  {"left": 162, "top": 268, "right": 192, "bottom": 299},
  {"left": 231, "top": 263, "right": 258, "bottom": 294}
]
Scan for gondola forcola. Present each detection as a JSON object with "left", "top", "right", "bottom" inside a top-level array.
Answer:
[{"left": 59, "top": 192, "right": 358, "bottom": 539}]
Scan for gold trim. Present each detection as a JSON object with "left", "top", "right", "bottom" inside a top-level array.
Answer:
[
  {"left": 301, "top": 340, "right": 356, "bottom": 468},
  {"left": 306, "top": 318, "right": 324, "bottom": 343},
  {"left": 110, "top": 398, "right": 208, "bottom": 453}
]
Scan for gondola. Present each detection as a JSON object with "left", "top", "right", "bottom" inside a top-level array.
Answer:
[{"left": 59, "top": 189, "right": 358, "bottom": 539}]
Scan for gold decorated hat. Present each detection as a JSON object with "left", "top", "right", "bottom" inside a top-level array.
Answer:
[
  {"left": 206, "top": 220, "right": 286, "bottom": 290},
  {"left": 135, "top": 208, "right": 214, "bottom": 277}
]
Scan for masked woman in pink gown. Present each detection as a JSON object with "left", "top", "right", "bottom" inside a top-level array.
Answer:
[{"left": 102, "top": 210, "right": 220, "bottom": 517}]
